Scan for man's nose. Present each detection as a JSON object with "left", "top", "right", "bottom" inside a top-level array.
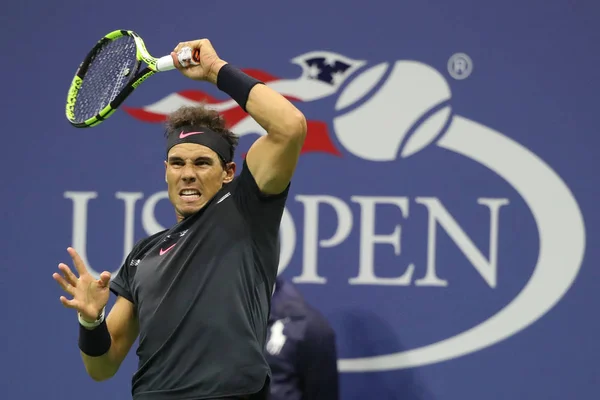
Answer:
[{"left": 181, "top": 164, "right": 196, "bottom": 183}]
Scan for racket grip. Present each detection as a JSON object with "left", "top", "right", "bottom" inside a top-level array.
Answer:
[
  {"left": 156, "top": 55, "right": 176, "bottom": 72},
  {"left": 155, "top": 47, "right": 200, "bottom": 72}
]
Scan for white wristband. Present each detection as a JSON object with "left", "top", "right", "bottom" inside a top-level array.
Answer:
[{"left": 78, "top": 307, "right": 105, "bottom": 328}]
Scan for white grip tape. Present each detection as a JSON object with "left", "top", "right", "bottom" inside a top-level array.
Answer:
[
  {"left": 156, "top": 55, "right": 175, "bottom": 72},
  {"left": 155, "top": 47, "right": 199, "bottom": 72},
  {"left": 177, "top": 47, "right": 200, "bottom": 68}
]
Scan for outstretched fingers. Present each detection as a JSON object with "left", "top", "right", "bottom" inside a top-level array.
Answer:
[
  {"left": 58, "top": 262, "right": 78, "bottom": 286},
  {"left": 53, "top": 269, "right": 80, "bottom": 310},
  {"left": 53, "top": 267, "right": 75, "bottom": 296},
  {"left": 67, "top": 247, "right": 88, "bottom": 276}
]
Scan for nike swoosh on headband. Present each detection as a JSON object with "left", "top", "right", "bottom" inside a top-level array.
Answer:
[{"left": 179, "top": 131, "right": 204, "bottom": 138}]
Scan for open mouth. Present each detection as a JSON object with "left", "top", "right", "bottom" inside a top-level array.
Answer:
[{"left": 179, "top": 189, "right": 201, "bottom": 202}]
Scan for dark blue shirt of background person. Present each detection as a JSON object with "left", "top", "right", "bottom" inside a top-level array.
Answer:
[{"left": 265, "top": 277, "right": 340, "bottom": 400}]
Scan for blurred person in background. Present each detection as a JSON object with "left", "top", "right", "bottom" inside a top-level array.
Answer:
[{"left": 265, "top": 277, "right": 340, "bottom": 400}]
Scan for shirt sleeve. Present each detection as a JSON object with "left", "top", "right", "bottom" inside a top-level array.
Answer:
[
  {"left": 298, "top": 309, "right": 340, "bottom": 400},
  {"left": 232, "top": 160, "right": 291, "bottom": 282},
  {"left": 109, "top": 253, "right": 135, "bottom": 304},
  {"left": 109, "top": 234, "right": 158, "bottom": 305},
  {"left": 109, "top": 230, "right": 167, "bottom": 304},
  {"left": 232, "top": 159, "right": 290, "bottom": 223}
]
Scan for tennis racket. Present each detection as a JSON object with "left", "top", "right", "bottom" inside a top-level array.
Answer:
[{"left": 65, "top": 29, "right": 200, "bottom": 128}]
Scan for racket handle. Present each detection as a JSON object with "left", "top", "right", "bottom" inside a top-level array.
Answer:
[
  {"left": 155, "top": 47, "right": 200, "bottom": 72},
  {"left": 156, "top": 55, "right": 176, "bottom": 72}
]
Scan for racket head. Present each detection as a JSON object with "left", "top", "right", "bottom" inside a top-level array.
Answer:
[{"left": 65, "top": 30, "right": 149, "bottom": 128}]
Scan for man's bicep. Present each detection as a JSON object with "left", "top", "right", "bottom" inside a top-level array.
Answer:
[
  {"left": 105, "top": 296, "right": 139, "bottom": 366},
  {"left": 245, "top": 126, "right": 305, "bottom": 196}
]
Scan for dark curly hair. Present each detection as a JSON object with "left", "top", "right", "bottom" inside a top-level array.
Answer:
[{"left": 164, "top": 105, "right": 240, "bottom": 163}]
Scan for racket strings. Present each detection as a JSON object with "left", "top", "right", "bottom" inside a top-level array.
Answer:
[{"left": 74, "top": 36, "right": 138, "bottom": 123}]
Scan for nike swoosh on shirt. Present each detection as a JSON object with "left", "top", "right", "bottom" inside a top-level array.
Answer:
[
  {"left": 179, "top": 131, "right": 203, "bottom": 138},
  {"left": 159, "top": 243, "right": 176, "bottom": 255}
]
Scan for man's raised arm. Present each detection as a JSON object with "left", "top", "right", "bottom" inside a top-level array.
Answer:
[
  {"left": 172, "top": 40, "right": 308, "bottom": 195},
  {"left": 238, "top": 80, "right": 307, "bottom": 195}
]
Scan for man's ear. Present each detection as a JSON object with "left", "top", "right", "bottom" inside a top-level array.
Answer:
[{"left": 223, "top": 162, "right": 236, "bottom": 183}]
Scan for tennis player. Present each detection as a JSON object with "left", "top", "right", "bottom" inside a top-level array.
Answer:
[{"left": 52, "top": 38, "right": 307, "bottom": 400}]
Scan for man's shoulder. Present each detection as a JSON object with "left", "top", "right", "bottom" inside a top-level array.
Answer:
[{"left": 231, "top": 159, "right": 291, "bottom": 202}]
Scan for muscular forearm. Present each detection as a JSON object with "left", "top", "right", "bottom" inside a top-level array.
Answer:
[
  {"left": 210, "top": 61, "right": 306, "bottom": 140},
  {"left": 205, "top": 58, "right": 307, "bottom": 194},
  {"left": 79, "top": 321, "right": 124, "bottom": 381},
  {"left": 78, "top": 301, "right": 138, "bottom": 381},
  {"left": 80, "top": 347, "right": 120, "bottom": 381}
]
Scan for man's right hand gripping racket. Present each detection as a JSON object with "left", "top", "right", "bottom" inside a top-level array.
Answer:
[{"left": 65, "top": 30, "right": 200, "bottom": 128}]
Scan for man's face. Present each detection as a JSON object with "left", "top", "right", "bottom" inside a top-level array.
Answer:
[{"left": 165, "top": 143, "right": 235, "bottom": 222}]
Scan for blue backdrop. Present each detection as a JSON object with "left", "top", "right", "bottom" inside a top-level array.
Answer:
[{"left": 2, "top": 1, "right": 599, "bottom": 399}]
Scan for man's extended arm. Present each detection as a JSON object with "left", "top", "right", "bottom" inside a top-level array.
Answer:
[{"left": 53, "top": 247, "right": 139, "bottom": 382}]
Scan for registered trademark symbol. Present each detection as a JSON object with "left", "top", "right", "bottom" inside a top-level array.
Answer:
[{"left": 448, "top": 53, "right": 473, "bottom": 80}]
